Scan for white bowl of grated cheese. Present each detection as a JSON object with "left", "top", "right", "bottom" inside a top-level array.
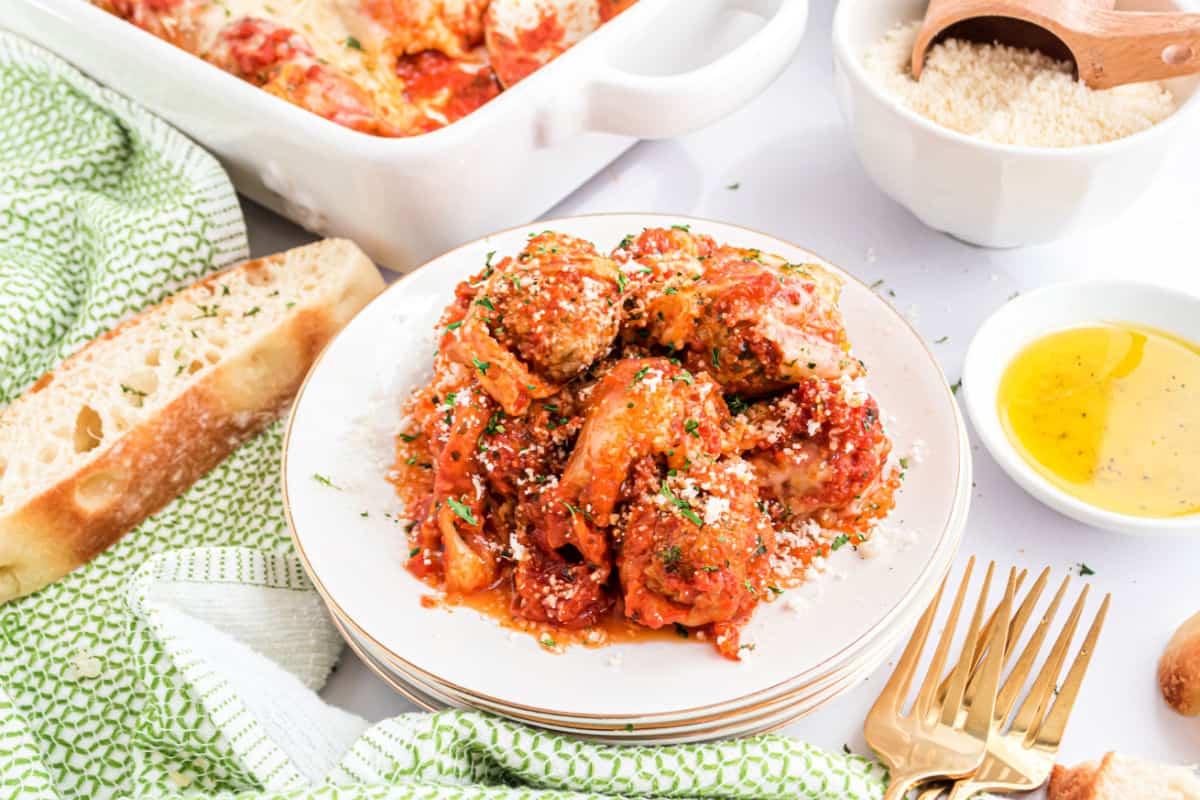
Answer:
[{"left": 832, "top": 0, "right": 1200, "bottom": 248}]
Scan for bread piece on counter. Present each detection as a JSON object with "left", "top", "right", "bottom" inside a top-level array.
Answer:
[
  {"left": 1161, "top": 611, "right": 1200, "bottom": 716},
  {"left": 1048, "top": 753, "right": 1200, "bottom": 800},
  {"left": 0, "top": 239, "right": 384, "bottom": 603}
]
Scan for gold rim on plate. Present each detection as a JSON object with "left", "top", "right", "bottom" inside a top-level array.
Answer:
[{"left": 331, "top": 609, "right": 873, "bottom": 742}]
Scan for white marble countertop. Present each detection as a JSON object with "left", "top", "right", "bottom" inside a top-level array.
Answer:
[{"left": 243, "top": 0, "right": 1200, "bottom": 781}]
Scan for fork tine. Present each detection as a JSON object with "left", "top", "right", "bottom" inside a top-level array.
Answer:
[
  {"left": 1035, "top": 593, "right": 1111, "bottom": 748},
  {"left": 914, "top": 558, "right": 976, "bottom": 720},
  {"left": 1010, "top": 584, "right": 1089, "bottom": 739},
  {"left": 994, "top": 573, "right": 1069, "bottom": 722},
  {"left": 960, "top": 567, "right": 1040, "bottom": 708},
  {"left": 937, "top": 561, "right": 995, "bottom": 724},
  {"left": 873, "top": 561, "right": 957, "bottom": 714},
  {"left": 959, "top": 568, "right": 1016, "bottom": 736}
]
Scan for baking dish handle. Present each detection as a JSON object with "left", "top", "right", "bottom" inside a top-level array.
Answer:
[{"left": 578, "top": 0, "right": 809, "bottom": 139}]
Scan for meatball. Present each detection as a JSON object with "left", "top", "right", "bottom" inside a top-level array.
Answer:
[
  {"left": 443, "top": 233, "right": 621, "bottom": 414},
  {"left": 621, "top": 229, "right": 859, "bottom": 395},
  {"left": 492, "top": 233, "right": 621, "bottom": 383},
  {"left": 739, "top": 378, "right": 896, "bottom": 530},
  {"left": 618, "top": 458, "right": 774, "bottom": 654}
]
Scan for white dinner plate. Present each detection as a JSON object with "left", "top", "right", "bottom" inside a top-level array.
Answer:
[
  {"left": 284, "top": 214, "right": 969, "bottom": 719},
  {"left": 334, "top": 609, "right": 884, "bottom": 744}
]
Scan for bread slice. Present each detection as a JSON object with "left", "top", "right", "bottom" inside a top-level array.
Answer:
[
  {"left": 1048, "top": 753, "right": 1200, "bottom": 800},
  {"left": 0, "top": 239, "right": 384, "bottom": 603}
]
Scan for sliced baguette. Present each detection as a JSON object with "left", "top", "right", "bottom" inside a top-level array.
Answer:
[
  {"left": 1048, "top": 753, "right": 1200, "bottom": 800},
  {"left": 0, "top": 239, "right": 384, "bottom": 603}
]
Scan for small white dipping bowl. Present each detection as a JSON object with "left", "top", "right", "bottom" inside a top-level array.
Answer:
[
  {"left": 832, "top": 0, "right": 1200, "bottom": 248},
  {"left": 963, "top": 281, "right": 1200, "bottom": 535}
]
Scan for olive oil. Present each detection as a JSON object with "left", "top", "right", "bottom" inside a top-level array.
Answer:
[{"left": 997, "top": 322, "right": 1200, "bottom": 518}]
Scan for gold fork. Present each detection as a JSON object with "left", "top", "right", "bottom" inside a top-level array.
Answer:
[
  {"left": 865, "top": 557, "right": 1016, "bottom": 800},
  {"left": 915, "top": 571, "right": 1111, "bottom": 800}
]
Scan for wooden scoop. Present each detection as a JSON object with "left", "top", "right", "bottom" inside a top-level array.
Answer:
[{"left": 912, "top": 0, "right": 1200, "bottom": 89}]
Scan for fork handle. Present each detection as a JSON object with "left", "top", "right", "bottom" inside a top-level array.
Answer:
[
  {"left": 946, "top": 779, "right": 982, "bottom": 800},
  {"left": 884, "top": 772, "right": 927, "bottom": 800}
]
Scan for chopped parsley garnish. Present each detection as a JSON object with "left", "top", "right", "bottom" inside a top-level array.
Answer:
[
  {"left": 445, "top": 320, "right": 463, "bottom": 332},
  {"left": 1078, "top": 563, "right": 1096, "bottom": 576},
  {"left": 699, "top": 565, "right": 720, "bottom": 573},
  {"left": 484, "top": 412, "right": 506, "bottom": 435},
  {"left": 951, "top": 379, "right": 962, "bottom": 395},
  {"left": 673, "top": 623, "right": 689, "bottom": 639},
  {"left": 671, "top": 224, "right": 691, "bottom": 231},
  {"left": 243, "top": 306, "right": 260, "bottom": 317},
  {"left": 540, "top": 636, "right": 557, "bottom": 648},
  {"left": 616, "top": 272, "right": 627, "bottom": 294},
  {"left": 312, "top": 473, "right": 340, "bottom": 490},
  {"left": 743, "top": 579, "right": 757, "bottom": 594},
  {"left": 399, "top": 432, "right": 419, "bottom": 442},
  {"left": 935, "top": 335, "right": 949, "bottom": 344},
  {"left": 899, "top": 457, "right": 910, "bottom": 469},
  {"left": 659, "top": 545, "right": 682, "bottom": 565},
  {"left": 659, "top": 482, "right": 703, "bottom": 527},
  {"left": 664, "top": 287, "right": 678, "bottom": 295},
  {"left": 629, "top": 365, "right": 650, "bottom": 385},
  {"left": 726, "top": 182, "right": 740, "bottom": 191},
  {"left": 447, "top": 498, "right": 478, "bottom": 526},
  {"left": 345, "top": 36, "right": 363, "bottom": 50},
  {"left": 472, "top": 358, "right": 491, "bottom": 375},
  {"left": 726, "top": 395, "right": 749, "bottom": 415},
  {"left": 769, "top": 586, "right": 783, "bottom": 595},
  {"left": 673, "top": 370, "right": 694, "bottom": 386},
  {"left": 475, "top": 296, "right": 495, "bottom": 311},
  {"left": 684, "top": 419, "right": 700, "bottom": 438},
  {"left": 120, "top": 384, "right": 147, "bottom": 398},
  {"left": 220, "top": 285, "right": 230, "bottom": 296},
  {"left": 711, "top": 347, "right": 720, "bottom": 368},
  {"left": 619, "top": 234, "right": 634, "bottom": 249},
  {"left": 360, "top": 511, "right": 369, "bottom": 518},
  {"left": 561, "top": 500, "right": 591, "bottom": 520},
  {"left": 192, "top": 304, "right": 219, "bottom": 320},
  {"left": 409, "top": 547, "right": 421, "bottom": 558},
  {"left": 830, "top": 534, "right": 850, "bottom": 551},
  {"left": 406, "top": 455, "right": 418, "bottom": 466}
]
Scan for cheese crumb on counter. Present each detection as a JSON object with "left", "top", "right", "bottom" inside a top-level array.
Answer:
[{"left": 863, "top": 21, "right": 1177, "bottom": 147}]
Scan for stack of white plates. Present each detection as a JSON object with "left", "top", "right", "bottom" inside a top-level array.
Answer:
[{"left": 283, "top": 215, "right": 972, "bottom": 743}]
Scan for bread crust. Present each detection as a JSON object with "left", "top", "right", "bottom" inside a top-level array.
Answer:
[
  {"left": 0, "top": 241, "right": 384, "bottom": 603},
  {"left": 1048, "top": 757, "right": 1103, "bottom": 800},
  {"left": 1160, "top": 611, "right": 1200, "bottom": 716}
]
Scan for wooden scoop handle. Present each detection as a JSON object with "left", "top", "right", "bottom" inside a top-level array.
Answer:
[{"left": 1078, "top": 10, "right": 1200, "bottom": 88}]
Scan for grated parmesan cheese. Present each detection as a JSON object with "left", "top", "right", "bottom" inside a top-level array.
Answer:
[{"left": 864, "top": 21, "right": 1177, "bottom": 147}]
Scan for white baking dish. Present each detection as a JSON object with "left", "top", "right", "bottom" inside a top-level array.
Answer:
[{"left": 4, "top": 0, "right": 809, "bottom": 270}]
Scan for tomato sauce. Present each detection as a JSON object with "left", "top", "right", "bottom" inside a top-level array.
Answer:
[{"left": 395, "top": 51, "right": 502, "bottom": 128}]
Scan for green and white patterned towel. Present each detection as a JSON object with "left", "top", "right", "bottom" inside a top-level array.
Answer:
[{"left": 0, "top": 31, "right": 890, "bottom": 800}]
